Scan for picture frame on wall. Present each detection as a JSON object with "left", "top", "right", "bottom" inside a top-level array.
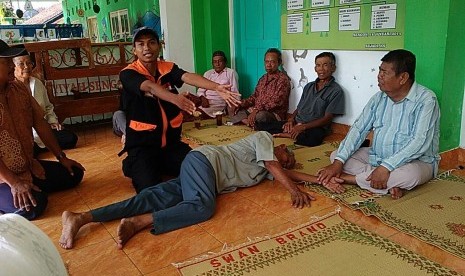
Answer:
[
  {"left": 48, "top": 29, "right": 57, "bottom": 39},
  {"left": 0, "top": 29, "right": 20, "bottom": 43},
  {"left": 36, "top": 29, "right": 46, "bottom": 40}
]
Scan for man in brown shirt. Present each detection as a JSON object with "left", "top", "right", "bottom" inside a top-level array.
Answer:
[
  {"left": 0, "top": 41, "right": 85, "bottom": 220},
  {"left": 231, "top": 48, "right": 291, "bottom": 128}
]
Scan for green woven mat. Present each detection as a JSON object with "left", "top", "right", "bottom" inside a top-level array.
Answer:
[
  {"left": 305, "top": 173, "right": 465, "bottom": 260},
  {"left": 174, "top": 211, "right": 458, "bottom": 276}
]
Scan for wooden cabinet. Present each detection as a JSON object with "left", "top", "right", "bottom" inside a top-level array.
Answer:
[{"left": 23, "top": 38, "right": 134, "bottom": 122}]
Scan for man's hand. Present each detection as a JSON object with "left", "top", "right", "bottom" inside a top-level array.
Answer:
[
  {"left": 175, "top": 92, "right": 196, "bottom": 114},
  {"left": 11, "top": 180, "right": 40, "bottom": 211},
  {"left": 51, "top": 123, "right": 63, "bottom": 131},
  {"left": 366, "top": 166, "right": 390, "bottom": 190},
  {"left": 247, "top": 109, "right": 258, "bottom": 128},
  {"left": 289, "top": 124, "right": 305, "bottom": 139},
  {"left": 215, "top": 84, "right": 241, "bottom": 108},
  {"left": 282, "top": 120, "right": 295, "bottom": 133},
  {"left": 322, "top": 177, "right": 345, "bottom": 194},
  {"left": 317, "top": 160, "right": 343, "bottom": 185},
  {"left": 59, "top": 157, "right": 85, "bottom": 176},
  {"left": 289, "top": 188, "right": 315, "bottom": 208}
]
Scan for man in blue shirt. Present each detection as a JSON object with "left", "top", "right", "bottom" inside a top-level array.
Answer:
[{"left": 317, "top": 49, "right": 440, "bottom": 199}]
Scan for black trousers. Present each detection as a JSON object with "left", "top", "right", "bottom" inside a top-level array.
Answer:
[
  {"left": 0, "top": 160, "right": 84, "bottom": 220},
  {"left": 122, "top": 141, "right": 192, "bottom": 193},
  {"left": 255, "top": 121, "right": 327, "bottom": 147},
  {"left": 33, "top": 129, "right": 79, "bottom": 157}
]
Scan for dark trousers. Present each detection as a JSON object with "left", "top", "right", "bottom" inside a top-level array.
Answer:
[
  {"left": 122, "top": 141, "right": 192, "bottom": 193},
  {"left": 33, "top": 129, "right": 79, "bottom": 157},
  {"left": 92, "top": 151, "right": 216, "bottom": 234},
  {"left": 0, "top": 160, "right": 84, "bottom": 220},
  {"left": 256, "top": 121, "right": 327, "bottom": 147}
]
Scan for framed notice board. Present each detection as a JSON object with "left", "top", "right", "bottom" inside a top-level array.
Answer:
[{"left": 281, "top": 0, "right": 405, "bottom": 50}]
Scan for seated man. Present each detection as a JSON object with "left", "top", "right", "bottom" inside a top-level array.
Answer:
[
  {"left": 13, "top": 52, "right": 79, "bottom": 157},
  {"left": 197, "top": 50, "right": 240, "bottom": 117},
  {"left": 256, "top": 52, "right": 344, "bottom": 147},
  {"left": 317, "top": 49, "right": 440, "bottom": 199},
  {"left": 231, "top": 48, "right": 290, "bottom": 128},
  {"left": 0, "top": 41, "right": 85, "bottom": 220},
  {"left": 59, "top": 131, "right": 316, "bottom": 250}
]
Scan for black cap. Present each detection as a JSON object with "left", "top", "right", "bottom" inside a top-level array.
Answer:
[
  {"left": 0, "top": 39, "right": 26, "bottom": 58},
  {"left": 132, "top": 27, "right": 159, "bottom": 45}
]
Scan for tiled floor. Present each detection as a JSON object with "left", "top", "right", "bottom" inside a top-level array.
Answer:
[{"left": 33, "top": 124, "right": 465, "bottom": 275}]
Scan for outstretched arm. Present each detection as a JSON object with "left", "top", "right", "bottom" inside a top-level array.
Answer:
[
  {"left": 264, "top": 160, "right": 314, "bottom": 208},
  {"left": 182, "top": 72, "right": 241, "bottom": 108},
  {"left": 140, "top": 80, "right": 196, "bottom": 115}
]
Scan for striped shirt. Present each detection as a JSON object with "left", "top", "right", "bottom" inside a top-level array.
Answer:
[{"left": 335, "top": 82, "right": 440, "bottom": 175}]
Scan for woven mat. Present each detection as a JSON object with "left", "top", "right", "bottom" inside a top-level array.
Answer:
[
  {"left": 182, "top": 121, "right": 340, "bottom": 152},
  {"left": 182, "top": 124, "right": 465, "bottom": 261},
  {"left": 174, "top": 211, "right": 457, "bottom": 276},
  {"left": 182, "top": 120, "right": 255, "bottom": 146},
  {"left": 305, "top": 174, "right": 465, "bottom": 260}
]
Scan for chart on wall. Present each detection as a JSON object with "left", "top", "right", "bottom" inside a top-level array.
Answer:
[{"left": 281, "top": 0, "right": 405, "bottom": 50}]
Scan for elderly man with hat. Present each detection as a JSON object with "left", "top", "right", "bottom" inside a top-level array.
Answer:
[
  {"left": 118, "top": 27, "right": 241, "bottom": 193},
  {"left": 0, "top": 40, "right": 85, "bottom": 220}
]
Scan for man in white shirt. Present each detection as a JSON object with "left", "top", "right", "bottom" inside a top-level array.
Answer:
[{"left": 197, "top": 50, "right": 240, "bottom": 117}]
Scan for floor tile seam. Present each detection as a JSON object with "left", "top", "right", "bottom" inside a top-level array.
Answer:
[{"left": 59, "top": 236, "right": 116, "bottom": 258}]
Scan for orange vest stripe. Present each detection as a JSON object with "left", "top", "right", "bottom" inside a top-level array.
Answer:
[
  {"left": 169, "top": 112, "right": 184, "bottom": 128},
  {"left": 122, "top": 60, "right": 176, "bottom": 148},
  {"left": 129, "top": 120, "right": 157, "bottom": 131}
]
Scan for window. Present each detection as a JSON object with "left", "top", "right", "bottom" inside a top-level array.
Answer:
[{"left": 109, "top": 9, "right": 130, "bottom": 39}]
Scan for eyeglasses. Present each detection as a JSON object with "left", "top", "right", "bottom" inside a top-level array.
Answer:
[{"left": 15, "top": 61, "right": 35, "bottom": 68}]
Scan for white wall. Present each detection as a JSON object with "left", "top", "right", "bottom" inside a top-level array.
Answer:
[
  {"left": 282, "top": 50, "right": 387, "bottom": 125},
  {"left": 159, "top": 0, "right": 387, "bottom": 123},
  {"left": 159, "top": 0, "right": 196, "bottom": 93}
]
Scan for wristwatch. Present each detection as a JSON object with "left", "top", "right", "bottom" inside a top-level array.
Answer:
[{"left": 56, "top": 151, "right": 66, "bottom": 161}]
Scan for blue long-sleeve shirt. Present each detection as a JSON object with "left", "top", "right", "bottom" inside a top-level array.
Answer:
[{"left": 335, "top": 82, "right": 440, "bottom": 175}]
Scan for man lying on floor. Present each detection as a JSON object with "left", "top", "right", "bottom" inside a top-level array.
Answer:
[{"left": 60, "top": 131, "right": 322, "bottom": 249}]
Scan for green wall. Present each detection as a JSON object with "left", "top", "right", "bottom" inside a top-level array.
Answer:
[
  {"left": 191, "top": 0, "right": 231, "bottom": 75},
  {"left": 64, "top": 0, "right": 160, "bottom": 41},
  {"left": 405, "top": 0, "right": 465, "bottom": 151}
]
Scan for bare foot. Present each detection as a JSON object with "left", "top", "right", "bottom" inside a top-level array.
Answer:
[
  {"left": 116, "top": 219, "right": 137, "bottom": 250},
  {"left": 59, "top": 211, "right": 91, "bottom": 249},
  {"left": 116, "top": 214, "right": 152, "bottom": 249},
  {"left": 389, "top": 187, "right": 403, "bottom": 199},
  {"left": 322, "top": 177, "right": 346, "bottom": 194}
]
